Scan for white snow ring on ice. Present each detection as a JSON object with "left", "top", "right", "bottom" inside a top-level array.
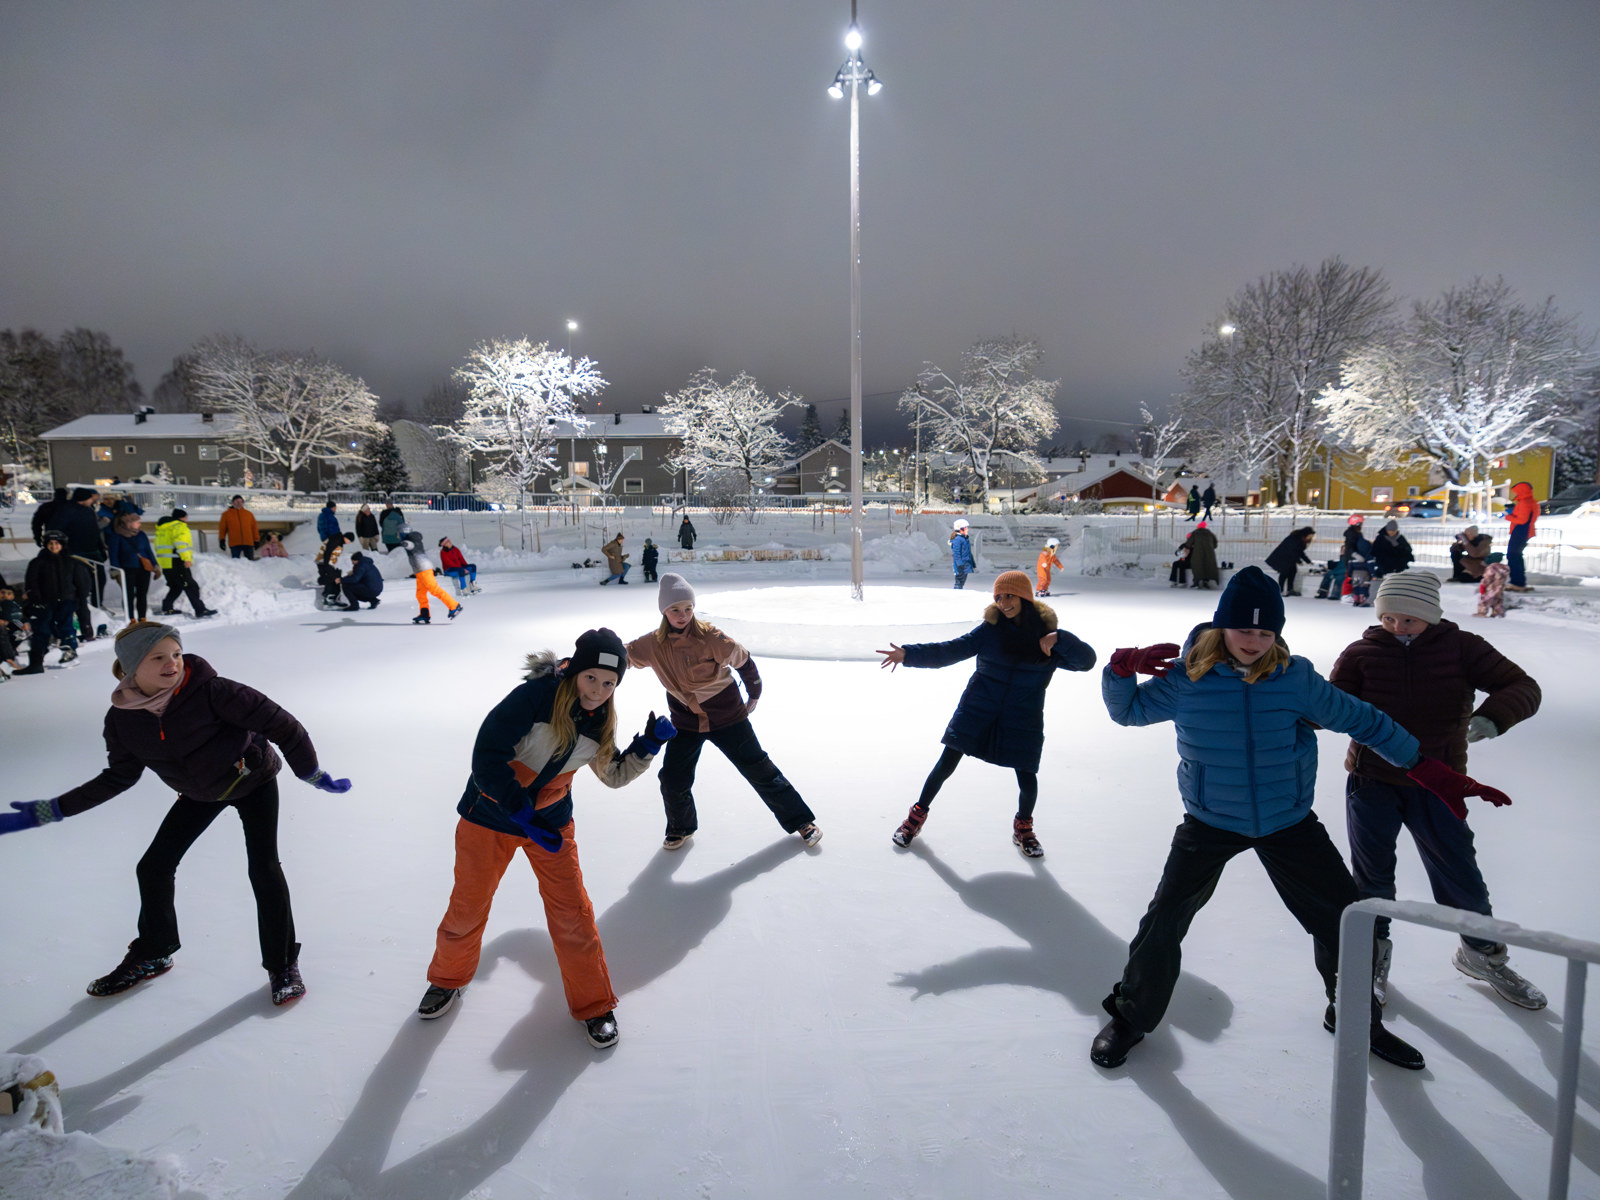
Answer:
[{"left": 699, "top": 585, "right": 988, "bottom": 661}]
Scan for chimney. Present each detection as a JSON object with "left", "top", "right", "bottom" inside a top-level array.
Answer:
[
  {"left": 134, "top": 411, "right": 147, "bottom": 425},
  {"left": 201, "top": 412, "right": 214, "bottom": 423},
  {"left": 613, "top": 412, "right": 621, "bottom": 425},
  {"left": 640, "top": 404, "right": 654, "bottom": 414}
]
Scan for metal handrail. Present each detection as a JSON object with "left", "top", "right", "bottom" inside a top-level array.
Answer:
[{"left": 1330, "top": 898, "right": 1599, "bottom": 1199}]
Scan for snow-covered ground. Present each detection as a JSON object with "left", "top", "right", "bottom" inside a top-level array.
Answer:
[{"left": 2, "top": 520, "right": 1598, "bottom": 1199}]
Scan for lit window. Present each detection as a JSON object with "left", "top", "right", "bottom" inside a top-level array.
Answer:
[
  {"left": 829, "top": 465, "right": 839, "bottom": 478},
  {"left": 572, "top": 462, "right": 590, "bottom": 477},
  {"left": 198, "top": 444, "right": 218, "bottom": 460},
  {"left": 91, "top": 446, "right": 113, "bottom": 462},
  {"left": 93, "top": 477, "right": 114, "bottom": 488}
]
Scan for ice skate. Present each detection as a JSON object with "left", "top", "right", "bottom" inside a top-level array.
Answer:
[
  {"left": 892, "top": 802, "right": 929, "bottom": 848},
  {"left": 88, "top": 946, "right": 174, "bottom": 996},
  {"left": 448, "top": 604, "right": 462, "bottom": 620},
  {"left": 1323, "top": 1003, "right": 1425, "bottom": 1070},
  {"left": 662, "top": 832, "right": 693, "bottom": 851},
  {"left": 270, "top": 960, "right": 305, "bottom": 1005},
  {"left": 796, "top": 823, "right": 823, "bottom": 847},
  {"left": 413, "top": 610, "right": 431, "bottom": 624},
  {"left": 584, "top": 1010, "right": 619, "bottom": 1048},
  {"left": 1373, "top": 936, "right": 1392, "bottom": 1006},
  {"left": 1012, "top": 816, "right": 1043, "bottom": 858},
  {"left": 417, "top": 984, "right": 461, "bottom": 1019},
  {"left": 1453, "top": 943, "right": 1547, "bottom": 1009},
  {"left": 1090, "top": 1015, "right": 1143, "bottom": 1068}
]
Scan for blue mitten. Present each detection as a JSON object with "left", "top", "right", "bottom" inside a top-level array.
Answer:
[
  {"left": 300, "top": 769, "right": 353, "bottom": 794},
  {"left": 0, "top": 799, "right": 63, "bottom": 836},
  {"left": 626, "top": 711, "right": 679, "bottom": 758},
  {"left": 508, "top": 807, "right": 563, "bottom": 853}
]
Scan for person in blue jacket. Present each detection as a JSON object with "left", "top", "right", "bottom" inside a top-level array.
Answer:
[
  {"left": 949, "top": 518, "right": 976, "bottom": 589},
  {"left": 107, "top": 511, "right": 159, "bottom": 621},
  {"left": 316, "top": 500, "right": 342, "bottom": 543},
  {"left": 878, "top": 570, "right": 1096, "bottom": 858},
  {"left": 338, "top": 551, "right": 385, "bottom": 611},
  {"left": 1089, "top": 565, "right": 1510, "bottom": 1072}
]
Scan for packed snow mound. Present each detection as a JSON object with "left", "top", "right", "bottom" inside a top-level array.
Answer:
[
  {"left": 0, "top": 1129, "right": 200, "bottom": 1200},
  {"left": 699, "top": 584, "right": 984, "bottom": 660}
]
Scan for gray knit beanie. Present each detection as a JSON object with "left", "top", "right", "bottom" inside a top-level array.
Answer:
[
  {"left": 1374, "top": 571, "right": 1442, "bottom": 624},
  {"left": 115, "top": 622, "right": 182, "bottom": 676},
  {"left": 658, "top": 572, "right": 695, "bottom": 613}
]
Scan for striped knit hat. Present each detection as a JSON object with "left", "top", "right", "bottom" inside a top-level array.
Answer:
[{"left": 1374, "top": 571, "right": 1442, "bottom": 624}]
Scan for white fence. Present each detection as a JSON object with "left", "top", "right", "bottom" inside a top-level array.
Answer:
[{"left": 1330, "top": 899, "right": 1599, "bottom": 1199}]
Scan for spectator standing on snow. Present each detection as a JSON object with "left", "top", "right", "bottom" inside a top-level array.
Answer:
[
  {"left": 316, "top": 500, "right": 341, "bottom": 544},
  {"left": 950, "top": 519, "right": 975, "bottom": 589},
  {"left": 599, "top": 532, "right": 630, "bottom": 585},
  {"left": 0, "top": 620, "right": 351, "bottom": 1006},
  {"left": 1265, "top": 527, "right": 1316, "bottom": 596},
  {"left": 57, "top": 487, "right": 109, "bottom": 627},
  {"left": 153, "top": 510, "right": 216, "bottom": 619},
  {"left": 626, "top": 574, "right": 821, "bottom": 851},
  {"left": 1449, "top": 526, "right": 1492, "bottom": 583},
  {"left": 339, "top": 551, "right": 384, "bottom": 611},
  {"left": 878, "top": 570, "right": 1095, "bottom": 859},
  {"left": 438, "top": 537, "right": 480, "bottom": 594},
  {"left": 1088, "top": 565, "right": 1493, "bottom": 1073},
  {"left": 108, "top": 512, "right": 159, "bottom": 621},
  {"left": 416, "top": 628, "right": 674, "bottom": 1049},
  {"left": 641, "top": 538, "right": 659, "bottom": 583},
  {"left": 677, "top": 515, "right": 696, "bottom": 550},
  {"left": 32, "top": 487, "right": 67, "bottom": 546},
  {"left": 1370, "top": 520, "right": 1413, "bottom": 578},
  {"left": 1183, "top": 488, "right": 1200, "bottom": 522},
  {"left": 1200, "top": 483, "right": 1217, "bottom": 521},
  {"left": 1035, "top": 537, "right": 1065, "bottom": 597},
  {"left": 19, "top": 531, "right": 80, "bottom": 671},
  {"left": 401, "top": 527, "right": 461, "bottom": 624},
  {"left": 354, "top": 504, "right": 381, "bottom": 552},
  {"left": 218, "top": 495, "right": 260, "bottom": 560},
  {"left": 380, "top": 502, "right": 406, "bottom": 554},
  {"left": 1182, "top": 522, "right": 1220, "bottom": 589},
  {"left": 1503, "top": 481, "right": 1538, "bottom": 592},
  {"left": 1330, "top": 570, "right": 1545, "bottom": 1011}
]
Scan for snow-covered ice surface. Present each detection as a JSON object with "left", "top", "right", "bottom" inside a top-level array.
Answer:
[{"left": 2, "top": 542, "right": 1599, "bottom": 1199}]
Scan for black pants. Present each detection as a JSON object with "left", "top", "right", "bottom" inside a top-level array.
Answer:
[
  {"left": 659, "top": 717, "right": 814, "bottom": 836},
  {"left": 29, "top": 599, "right": 77, "bottom": 658},
  {"left": 117, "top": 568, "right": 151, "bottom": 620},
  {"left": 161, "top": 563, "right": 204, "bottom": 615},
  {"left": 1104, "top": 812, "right": 1373, "bottom": 1033},
  {"left": 341, "top": 580, "right": 380, "bottom": 607},
  {"left": 918, "top": 744, "right": 1039, "bottom": 818},
  {"left": 1275, "top": 566, "right": 1296, "bottom": 595},
  {"left": 132, "top": 779, "right": 298, "bottom": 973}
]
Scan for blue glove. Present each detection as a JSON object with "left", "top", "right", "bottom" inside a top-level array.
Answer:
[
  {"left": 0, "top": 799, "right": 63, "bottom": 836},
  {"left": 644, "top": 712, "right": 677, "bottom": 754},
  {"left": 299, "top": 769, "right": 352, "bottom": 794},
  {"left": 508, "top": 806, "right": 563, "bottom": 853}
]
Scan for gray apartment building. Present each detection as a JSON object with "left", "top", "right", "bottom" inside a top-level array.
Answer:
[{"left": 541, "top": 411, "right": 684, "bottom": 497}]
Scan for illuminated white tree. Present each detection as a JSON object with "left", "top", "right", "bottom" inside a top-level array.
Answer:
[{"left": 660, "top": 368, "right": 798, "bottom": 492}]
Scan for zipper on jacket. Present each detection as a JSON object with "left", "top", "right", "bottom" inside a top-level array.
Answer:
[
  {"left": 1242, "top": 681, "right": 1259, "bottom": 837},
  {"left": 214, "top": 758, "right": 252, "bottom": 803}
]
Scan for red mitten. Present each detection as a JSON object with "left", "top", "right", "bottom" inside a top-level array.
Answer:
[
  {"left": 1108, "top": 643, "right": 1182, "bottom": 679},
  {"left": 1405, "top": 756, "right": 1512, "bottom": 821}
]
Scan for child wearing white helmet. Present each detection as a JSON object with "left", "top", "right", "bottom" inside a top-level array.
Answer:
[
  {"left": 1036, "top": 536, "right": 1064, "bottom": 597},
  {"left": 950, "top": 520, "right": 975, "bottom": 589}
]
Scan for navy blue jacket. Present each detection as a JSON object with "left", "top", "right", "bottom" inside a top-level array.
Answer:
[
  {"left": 344, "top": 557, "right": 384, "bottom": 598},
  {"left": 903, "top": 603, "right": 1096, "bottom": 771},
  {"left": 54, "top": 502, "right": 106, "bottom": 561},
  {"left": 316, "top": 505, "right": 341, "bottom": 541},
  {"left": 950, "top": 532, "right": 976, "bottom": 575},
  {"left": 108, "top": 528, "right": 156, "bottom": 573}
]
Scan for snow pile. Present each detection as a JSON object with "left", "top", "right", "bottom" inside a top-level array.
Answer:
[
  {"left": 0, "top": 1129, "right": 198, "bottom": 1200},
  {"left": 861, "top": 530, "right": 949, "bottom": 572}
]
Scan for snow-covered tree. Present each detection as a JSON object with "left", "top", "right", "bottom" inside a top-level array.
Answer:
[
  {"left": 361, "top": 426, "right": 410, "bottom": 493},
  {"left": 1137, "top": 405, "right": 1187, "bottom": 485},
  {"left": 896, "top": 337, "right": 1060, "bottom": 502},
  {"left": 392, "top": 419, "right": 468, "bottom": 493},
  {"left": 832, "top": 407, "right": 851, "bottom": 447},
  {"left": 1319, "top": 278, "right": 1593, "bottom": 511},
  {"left": 445, "top": 338, "right": 606, "bottom": 507},
  {"left": 797, "top": 403, "right": 824, "bottom": 453},
  {"left": 659, "top": 368, "right": 798, "bottom": 492},
  {"left": 1177, "top": 258, "right": 1394, "bottom": 508}
]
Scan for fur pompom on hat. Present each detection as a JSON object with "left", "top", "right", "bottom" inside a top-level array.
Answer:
[
  {"left": 563, "top": 627, "right": 627, "bottom": 683},
  {"left": 1375, "top": 571, "right": 1442, "bottom": 625},
  {"left": 1211, "top": 565, "right": 1285, "bottom": 635},
  {"left": 992, "top": 570, "right": 1034, "bottom": 601},
  {"left": 657, "top": 572, "right": 695, "bottom": 612}
]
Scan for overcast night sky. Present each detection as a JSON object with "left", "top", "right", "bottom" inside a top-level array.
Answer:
[{"left": 3, "top": 1, "right": 1597, "bottom": 445}]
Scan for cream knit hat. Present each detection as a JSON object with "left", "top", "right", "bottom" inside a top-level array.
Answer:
[{"left": 1374, "top": 571, "right": 1442, "bottom": 624}]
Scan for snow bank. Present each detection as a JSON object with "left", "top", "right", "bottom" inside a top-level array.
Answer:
[{"left": 0, "top": 1129, "right": 198, "bottom": 1200}]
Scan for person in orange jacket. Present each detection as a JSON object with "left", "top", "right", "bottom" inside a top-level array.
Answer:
[
  {"left": 217, "top": 495, "right": 260, "bottom": 560},
  {"left": 1035, "top": 537, "right": 1065, "bottom": 597},
  {"left": 1503, "top": 481, "right": 1538, "bottom": 592}
]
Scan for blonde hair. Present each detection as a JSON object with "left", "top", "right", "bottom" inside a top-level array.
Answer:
[
  {"left": 656, "top": 613, "right": 713, "bottom": 642},
  {"left": 1184, "top": 627, "right": 1292, "bottom": 685},
  {"left": 548, "top": 675, "right": 618, "bottom": 761}
]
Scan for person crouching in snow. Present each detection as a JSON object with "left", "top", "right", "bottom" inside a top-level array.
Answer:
[
  {"left": 0, "top": 620, "right": 351, "bottom": 1005},
  {"left": 878, "top": 570, "right": 1095, "bottom": 858},
  {"left": 400, "top": 527, "right": 461, "bottom": 624},
  {"left": 418, "top": 629, "right": 676, "bottom": 1046},
  {"left": 1035, "top": 537, "right": 1064, "bottom": 597},
  {"left": 339, "top": 551, "right": 384, "bottom": 611},
  {"left": 1331, "top": 570, "right": 1545, "bottom": 1009},
  {"left": 625, "top": 573, "right": 821, "bottom": 850},
  {"left": 1089, "top": 565, "right": 1507, "bottom": 1072}
]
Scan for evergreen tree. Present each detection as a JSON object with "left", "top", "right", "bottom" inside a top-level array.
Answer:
[
  {"left": 362, "top": 426, "right": 410, "bottom": 493},
  {"left": 832, "top": 406, "right": 851, "bottom": 447},
  {"left": 798, "top": 403, "right": 823, "bottom": 452}
]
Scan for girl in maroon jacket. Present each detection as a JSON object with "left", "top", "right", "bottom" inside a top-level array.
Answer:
[
  {"left": 0, "top": 621, "right": 350, "bottom": 1005},
  {"left": 1330, "top": 571, "right": 1545, "bottom": 1009}
]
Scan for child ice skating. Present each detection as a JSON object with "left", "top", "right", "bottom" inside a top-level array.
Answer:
[
  {"left": 0, "top": 621, "right": 350, "bottom": 1005},
  {"left": 641, "top": 538, "right": 660, "bottom": 583},
  {"left": 1331, "top": 571, "right": 1545, "bottom": 1008},
  {"left": 626, "top": 574, "right": 820, "bottom": 849},
  {"left": 877, "top": 571, "right": 1095, "bottom": 858},
  {"left": 950, "top": 519, "right": 975, "bottom": 589},
  {"left": 1035, "top": 538, "right": 1064, "bottom": 597},
  {"left": 419, "top": 629, "right": 675, "bottom": 1045},
  {"left": 1089, "top": 565, "right": 1503, "bottom": 1072},
  {"left": 401, "top": 527, "right": 461, "bottom": 624}
]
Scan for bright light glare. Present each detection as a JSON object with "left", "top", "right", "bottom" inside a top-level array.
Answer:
[
  {"left": 827, "top": 81, "right": 844, "bottom": 99},
  {"left": 867, "top": 76, "right": 882, "bottom": 95},
  {"left": 567, "top": 319, "right": 579, "bottom": 332},
  {"left": 844, "top": 24, "right": 863, "bottom": 50},
  {"left": 1219, "top": 323, "right": 1236, "bottom": 336}
]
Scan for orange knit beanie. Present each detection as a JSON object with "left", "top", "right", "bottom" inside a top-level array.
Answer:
[{"left": 993, "top": 570, "right": 1034, "bottom": 600}]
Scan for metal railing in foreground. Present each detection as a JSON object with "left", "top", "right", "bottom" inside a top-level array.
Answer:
[{"left": 1330, "top": 899, "right": 1599, "bottom": 1199}]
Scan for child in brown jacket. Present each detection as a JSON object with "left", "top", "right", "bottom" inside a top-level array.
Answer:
[
  {"left": 1330, "top": 570, "right": 1544, "bottom": 1009},
  {"left": 625, "top": 574, "right": 819, "bottom": 850}
]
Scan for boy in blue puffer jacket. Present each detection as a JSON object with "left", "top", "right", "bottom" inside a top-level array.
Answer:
[{"left": 1089, "top": 566, "right": 1511, "bottom": 1073}]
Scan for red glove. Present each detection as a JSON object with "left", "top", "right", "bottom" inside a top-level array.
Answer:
[
  {"left": 1405, "top": 756, "right": 1512, "bottom": 821},
  {"left": 1108, "top": 644, "right": 1182, "bottom": 679}
]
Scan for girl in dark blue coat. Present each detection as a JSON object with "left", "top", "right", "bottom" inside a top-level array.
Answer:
[
  {"left": 878, "top": 571, "right": 1095, "bottom": 857},
  {"left": 108, "top": 511, "right": 159, "bottom": 621}
]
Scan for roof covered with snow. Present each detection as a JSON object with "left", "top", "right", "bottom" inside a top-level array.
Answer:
[
  {"left": 41, "top": 413, "right": 241, "bottom": 439},
  {"left": 550, "top": 412, "right": 673, "bottom": 438}
]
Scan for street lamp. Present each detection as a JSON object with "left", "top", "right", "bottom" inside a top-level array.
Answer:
[
  {"left": 1220, "top": 322, "right": 1237, "bottom": 507},
  {"left": 828, "top": 1, "right": 882, "bottom": 601},
  {"left": 565, "top": 319, "right": 580, "bottom": 490}
]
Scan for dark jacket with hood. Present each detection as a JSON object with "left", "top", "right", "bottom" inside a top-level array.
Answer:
[
  {"left": 1329, "top": 619, "right": 1540, "bottom": 787},
  {"left": 55, "top": 492, "right": 107, "bottom": 561},
  {"left": 1370, "top": 529, "right": 1414, "bottom": 576},
  {"left": 108, "top": 525, "right": 157, "bottom": 573},
  {"left": 32, "top": 488, "right": 69, "bottom": 546},
  {"left": 1265, "top": 530, "right": 1315, "bottom": 575},
  {"left": 54, "top": 654, "right": 320, "bottom": 817},
  {"left": 344, "top": 556, "right": 384, "bottom": 597},
  {"left": 25, "top": 547, "right": 80, "bottom": 607},
  {"left": 355, "top": 508, "right": 380, "bottom": 538},
  {"left": 901, "top": 601, "right": 1096, "bottom": 771},
  {"left": 1184, "top": 527, "right": 1220, "bottom": 583}
]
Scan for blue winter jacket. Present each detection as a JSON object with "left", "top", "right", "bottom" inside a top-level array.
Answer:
[
  {"left": 904, "top": 604, "right": 1096, "bottom": 771},
  {"left": 108, "top": 528, "right": 155, "bottom": 573},
  {"left": 344, "top": 557, "right": 384, "bottom": 598},
  {"left": 950, "top": 532, "right": 975, "bottom": 575},
  {"left": 1102, "top": 652, "right": 1419, "bottom": 838},
  {"left": 316, "top": 505, "right": 341, "bottom": 542}
]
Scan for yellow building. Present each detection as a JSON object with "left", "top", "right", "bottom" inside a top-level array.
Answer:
[{"left": 1284, "top": 445, "right": 1555, "bottom": 511}]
